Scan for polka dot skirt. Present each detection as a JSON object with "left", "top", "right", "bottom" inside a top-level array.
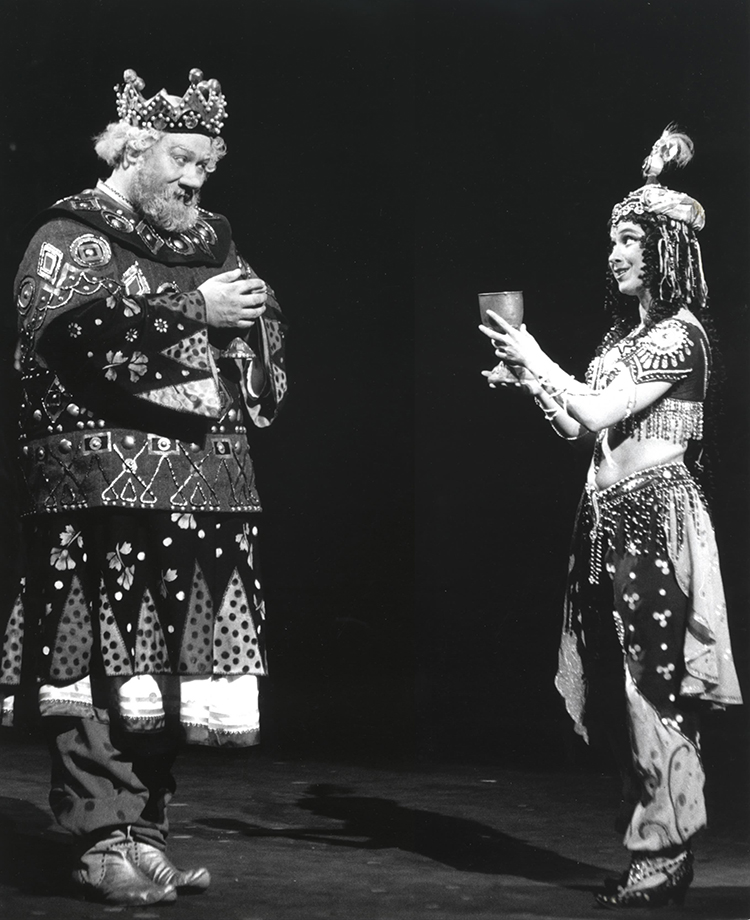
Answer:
[{"left": 1, "top": 509, "right": 267, "bottom": 689}]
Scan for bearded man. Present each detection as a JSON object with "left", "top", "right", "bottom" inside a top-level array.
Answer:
[{"left": 1, "top": 69, "right": 287, "bottom": 905}]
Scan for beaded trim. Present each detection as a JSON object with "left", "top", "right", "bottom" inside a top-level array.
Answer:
[
  {"left": 616, "top": 397, "right": 703, "bottom": 445},
  {"left": 585, "top": 462, "right": 704, "bottom": 583}
]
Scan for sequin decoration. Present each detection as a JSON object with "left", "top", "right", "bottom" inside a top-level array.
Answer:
[{"left": 70, "top": 234, "right": 113, "bottom": 268}]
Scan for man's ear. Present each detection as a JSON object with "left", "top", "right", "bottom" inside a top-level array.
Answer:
[{"left": 122, "top": 144, "right": 143, "bottom": 168}]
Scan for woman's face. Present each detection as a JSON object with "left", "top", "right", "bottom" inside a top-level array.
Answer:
[{"left": 608, "top": 220, "right": 647, "bottom": 299}]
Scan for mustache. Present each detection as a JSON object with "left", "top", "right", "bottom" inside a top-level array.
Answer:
[{"left": 131, "top": 172, "right": 201, "bottom": 232}]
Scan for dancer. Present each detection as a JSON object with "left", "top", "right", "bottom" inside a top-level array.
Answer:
[{"left": 480, "top": 126, "right": 742, "bottom": 908}]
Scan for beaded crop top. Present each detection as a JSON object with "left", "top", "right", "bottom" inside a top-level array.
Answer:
[{"left": 586, "top": 309, "right": 709, "bottom": 446}]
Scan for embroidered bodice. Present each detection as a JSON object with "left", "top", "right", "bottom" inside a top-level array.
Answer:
[{"left": 586, "top": 310, "right": 709, "bottom": 445}]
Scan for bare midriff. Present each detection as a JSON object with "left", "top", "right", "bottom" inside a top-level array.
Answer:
[{"left": 594, "top": 433, "right": 685, "bottom": 490}]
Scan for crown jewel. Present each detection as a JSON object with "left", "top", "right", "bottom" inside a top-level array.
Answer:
[{"left": 115, "top": 68, "right": 227, "bottom": 136}]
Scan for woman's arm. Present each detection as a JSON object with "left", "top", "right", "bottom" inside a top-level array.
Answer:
[{"left": 479, "top": 311, "right": 672, "bottom": 433}]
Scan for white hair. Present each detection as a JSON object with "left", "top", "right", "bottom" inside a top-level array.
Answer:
[{"left": 93, "top": 121, "right": 227, "bottom": 172}]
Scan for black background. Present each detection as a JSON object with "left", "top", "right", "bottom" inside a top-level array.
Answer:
[{"left": 1, "top": 0, "right": 747, "bottom": 780}]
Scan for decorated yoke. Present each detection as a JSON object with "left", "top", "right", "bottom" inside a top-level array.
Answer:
[{"left": 1, "top": 186, "right": 288, "bottom": 746}]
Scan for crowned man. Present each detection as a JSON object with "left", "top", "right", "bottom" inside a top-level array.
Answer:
[{"left": 1, "top": 69, "right": 288, "bottom": 905}]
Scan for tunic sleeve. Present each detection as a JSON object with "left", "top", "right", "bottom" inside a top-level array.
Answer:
[
  {"left": 226, "top": 252, "right": 289, "bottom": 428},
  {"left": 17, "top": 218, "right": 222, "bottom": 418}
]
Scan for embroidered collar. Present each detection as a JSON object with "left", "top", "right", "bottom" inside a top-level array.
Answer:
[{"left": 33, "top": 187, "right": 231, "bottom": 266}]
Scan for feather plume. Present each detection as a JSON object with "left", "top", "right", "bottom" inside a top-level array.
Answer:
[{"left": 642, "top": 124, "right": 695, "bottom": 180}]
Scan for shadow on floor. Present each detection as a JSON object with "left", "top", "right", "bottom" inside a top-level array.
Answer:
[
  {"left": 0, "top": 797, "right": 71, "bottom": 896},
  {"left": 197, "top": 782, "right": 607, "bottom": 886}
]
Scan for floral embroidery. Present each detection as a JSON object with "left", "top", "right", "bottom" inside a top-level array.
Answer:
[
  {"left": 125, "top": 328, "right": 138, "bottom": 343},
  {"left": 236, "top": 522, "right": 254, "bottom": 567},
  {"left": 68, "top": 322, "right": 82, "bottom": 339},
  {"left": 106, "top": 541, "right": 135, "bottom": 590},
  {"left": 656, "top": 662, "right": 676, "bottom": 680},
  {"left": 653, "top": 609, "right": 672, "bottom": 628},
  {"left": 159, "top": 568, "right": 178, "bottom": 598},
  {"left": 122, "top": 297, "right": 142, "bottom": 318},
  {"left": 127, "top": 351, "right": 148, "bottom": 382},
  {"left": 104, "top": 350, "right": 128, "bottom": 381},
  {"left": 154, "top": 317, "right": 169, "bottom": 333},
  {"left": 171, "top": 512, "right": 197, "bottom": 530},
  {"left": 50, "top": 525, "right": 83, "bottom": 571},
  {"left": 103, "top": 350, "right": 148, "bottom": 383}
]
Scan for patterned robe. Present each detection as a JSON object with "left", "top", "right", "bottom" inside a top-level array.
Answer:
[{"left": 1, "top": 184, "right": 288, "bottom": 746}]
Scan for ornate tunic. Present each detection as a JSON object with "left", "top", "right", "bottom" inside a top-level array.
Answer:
[
  {"left": 16, "top": 186, "right": 287, "bottom": 516},
  {"left": 1, "top": 186, "right": 288, "bottom": 746}
]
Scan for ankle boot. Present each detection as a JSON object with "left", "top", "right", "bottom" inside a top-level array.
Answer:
[
  {"left": 71, "top": 828, "right": 177, "bottom": 905},
  {"left": 134, "top": 841, "right": 211, "bottom": 893}
]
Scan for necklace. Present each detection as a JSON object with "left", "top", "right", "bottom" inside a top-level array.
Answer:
[{"left": 98, "top": 180, "right": 134, "bottom": 210}]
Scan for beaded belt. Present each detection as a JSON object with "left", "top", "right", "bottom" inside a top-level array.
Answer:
[{"left": 585, "top": 461, "right": 698, "bottom": 583}]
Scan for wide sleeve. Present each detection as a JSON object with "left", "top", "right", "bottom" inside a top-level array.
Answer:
[
  {"left": 230, "top": 252, "right": 288, "bottom": 428},
  {"left": 17, "top": 218, "right": 223, "bottom": 418}
]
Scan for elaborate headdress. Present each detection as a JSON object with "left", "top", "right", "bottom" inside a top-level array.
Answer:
[
  {"left": 611, "top": 125, "right": 707, "bottom": 307},
  {"left": 115, "top": 68, "right": 227, "bottom": 136}
]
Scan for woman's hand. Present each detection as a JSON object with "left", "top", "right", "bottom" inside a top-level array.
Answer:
[
  {"left": 478, "top": 311, "right": 546, "bottom": 372},
  {"left": 481, "top": 363, "right": 542, "bottom": 395}
]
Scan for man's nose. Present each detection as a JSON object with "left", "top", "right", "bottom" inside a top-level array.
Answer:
[{"left": 180, "top": 165, "right": 205, "bottom": 188}]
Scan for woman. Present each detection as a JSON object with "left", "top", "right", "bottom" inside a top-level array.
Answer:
[{"left": 480, "top": 127, "right": 742, "bottom": 908}]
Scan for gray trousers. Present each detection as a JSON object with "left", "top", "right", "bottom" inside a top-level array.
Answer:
[{"left": 45, "top": 716, "right": 177, "bottom": 850}]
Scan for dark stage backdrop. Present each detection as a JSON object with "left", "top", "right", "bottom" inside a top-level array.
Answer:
[
  {"left": 0, "top": 0, "right": 415, "bottom": 756},
  {"left": 1, "top": 1, "right": 748, "bottom": 778},
  {"left": 414, "top": 0, "right": 750, "bottom": 777}
]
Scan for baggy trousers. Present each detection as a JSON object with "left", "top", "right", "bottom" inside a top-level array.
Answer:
[
  {"left": 45, "top": 715, "right": 177, "bottom": 851},
  {"left": 560, "top": 466, "right": 706, "bottom": 853}
]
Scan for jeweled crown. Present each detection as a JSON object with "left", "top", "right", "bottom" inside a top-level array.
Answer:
[{"left": 115, "top": 68, "right": 227, "bottom": 136}]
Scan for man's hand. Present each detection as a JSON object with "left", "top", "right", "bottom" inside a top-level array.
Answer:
[{"left": 199, "top": 269, "right": 268, "bottom": 328}]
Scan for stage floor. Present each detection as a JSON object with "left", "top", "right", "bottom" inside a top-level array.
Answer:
[{"left": 1, "top": 735, "right": 748, "bottom": 920}]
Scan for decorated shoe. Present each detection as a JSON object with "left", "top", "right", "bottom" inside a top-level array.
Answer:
[
  {"left": 596, "top": 849, "right": 693, "bottom": 909},
  {"left": 72, "top": 829, "right": 177, "bottom": 905},
  {"left": 134, "top": 841, "right": 211, "bottom": 893}
]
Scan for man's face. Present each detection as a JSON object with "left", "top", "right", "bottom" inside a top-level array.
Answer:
[{"left": 130, "top": 133, "right": 214, "bottom": 232}]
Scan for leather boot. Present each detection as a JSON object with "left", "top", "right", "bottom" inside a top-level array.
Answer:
[
  {"left": 134, "top": 841, "right": 211, "bottom": 893},
  {"left": 71, "top": 828, "right": 177, "bottom": 905}
]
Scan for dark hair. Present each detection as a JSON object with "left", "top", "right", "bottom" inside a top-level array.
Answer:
[{"left": 597, "top": 213, "right": 723, "bottom": 497}]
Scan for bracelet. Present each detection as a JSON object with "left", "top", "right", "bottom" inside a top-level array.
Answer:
[{"left": 534, "top": 396, "right": 560, "bottom": 421}]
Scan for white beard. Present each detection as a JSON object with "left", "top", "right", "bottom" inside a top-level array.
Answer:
[{"left": 130, "top": 165, "right": 200, "bottom": 233}]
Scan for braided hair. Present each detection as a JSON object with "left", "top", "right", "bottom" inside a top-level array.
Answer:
[{"left": 597, "top": 212, "right": 723, "bottom": 498}]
